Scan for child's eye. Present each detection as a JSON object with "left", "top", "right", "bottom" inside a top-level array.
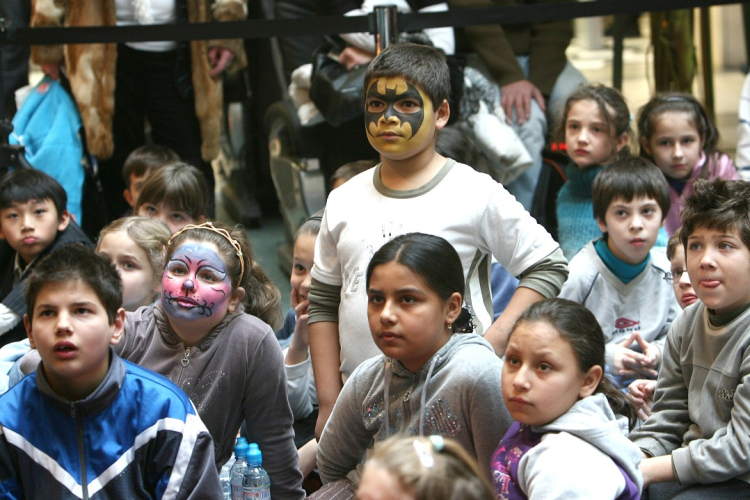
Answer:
[
  {"left": 34, "top": 208, "right": 47, "bottom": 216},
  {"left": 5, "top": 213, "right": 17, "bottom": 219},
  {"left": 397, "top": 100, "right": 420, "bottom": 112},
  {"left": 566, "top": 122, "right": 579, "bottom": 131},
  {"left": 538, "top": 363, "right": 552, "bottom": 371},
  {"left": 687, "top": 242, "right": 702, "bottom": 251},
  {"left": 506, "top": 355, "right": 520, "bottom": 366},
  {"left": 170, "top": 213, "right": 185, "bottom": 221},
  {"left": 616, "top": 210, "right": 628, "bottom": 217},
  {"left": 643, "top": 208, "right": 655, "bottom": 215},
  {"left": 168, "top": 264, "right": 188, "bottom": 276},
  {"left": 671, "top": 268, "right": 684, "bottom": 278},
  {"left": 368, "top": 294, "right": 384, "bottom": 305},
  {"left": 75, "top": 307, "right": 91, "bottom": 315},
  {"left": 37, "top": 309, "right": 55, "bottom": 318},
  {"left": 293, "top": 263, "right": 307, "bottom": 273},
  {"left": 592, "top": 126, "right": 604, "bottom": 134},
  {"left": 719, "top": 242, "right": 734, "bottom": 250},
  {"left": 401, "top": 295, "right": 417, "bottom": 304},
  {"left": 366, "top": 99, "right": 385, "bottom": 111},
  {"left": 122, "top": 261, "right": 137, "bottom": 270}
]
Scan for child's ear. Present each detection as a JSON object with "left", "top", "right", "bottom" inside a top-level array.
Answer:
[
  {"left": 123, "top": 189, "right": 135, "bottom": 208},
  {"left": 615, "top": 132, "right": 629, "bottom": 153},
  {"left": 435, "top": 99, "right": 450, "bottom": 131},
  {"left": 445, "top": 291, "right": 462, "bottom": 325},
  {"left": 228, "top": 287, "right": 246, "bottom": 313},
  {"left": 596, "top": 217, "right": 608, "bottom": 234},
  {"left": 57, "top": 210, "right": 70, "bottom": 232},
  {"left": 109, "top": 308, "right": 126, "bottom": 345},
  {"left": 24, "top": 314, "right": 35, "bottom": 349},
  {"left": 578, "top": 364, "right": 603, "bottom": 399},
  {"left": 640, "top": 136, "right": 652, "bottom": 156}
]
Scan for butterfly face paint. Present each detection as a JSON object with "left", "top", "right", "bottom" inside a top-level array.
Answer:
[
  {"left": 365, "top": 77, "right": 435, "bottom": 158},
  {"left": 162, "top": 242, "right": 234, "bottom": 329}
]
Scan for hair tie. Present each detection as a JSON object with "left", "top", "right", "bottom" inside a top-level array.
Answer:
[
  {"left": 428, "top": 435, "right": 445, "bottom": 452},
  {"left": 168, "top": 222, "right": 245, "bottom": 283}
]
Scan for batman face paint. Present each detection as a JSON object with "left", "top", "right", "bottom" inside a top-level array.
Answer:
[{"left": 365, "top": 77, "right": 435, "bottom": 159}]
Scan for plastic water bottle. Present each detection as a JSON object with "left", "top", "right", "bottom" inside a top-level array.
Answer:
[
  {"left": 230, "top": 438, "right": 249, "bottom": 500},
  {"left": 220, "top": 453, "right": 235, "bottom": 500},
  {"left": 243, "top": 443, "right": 271, "bottom": 499},
  {"left": 219, "top": 454, "right": 234, "bottom": 500}
]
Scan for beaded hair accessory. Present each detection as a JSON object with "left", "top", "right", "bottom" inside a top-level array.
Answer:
[{"left": 168, "top": 222, "right": 245, "bottom": 283}]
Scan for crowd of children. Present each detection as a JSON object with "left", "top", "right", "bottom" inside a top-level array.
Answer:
[{"left": 1, "top": 40, "right": 750, "bottom": 500}]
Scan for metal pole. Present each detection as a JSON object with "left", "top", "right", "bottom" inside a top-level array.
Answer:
[{"left": 373, "top": 5, "right": 398, "bottom": 54}]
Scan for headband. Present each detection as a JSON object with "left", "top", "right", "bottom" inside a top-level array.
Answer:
[{"left": 168, "top": 222, "right": 245, "bottom": 283}]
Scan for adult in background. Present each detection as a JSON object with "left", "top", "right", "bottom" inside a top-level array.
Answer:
[
  {"left": 447, "top": 0, "right": 586, "bottom": 210},
  {"left": 30, "top": 0, "right": 247, "bottom": 222}
]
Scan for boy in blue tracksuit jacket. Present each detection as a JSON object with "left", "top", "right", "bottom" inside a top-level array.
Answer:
[{"left": 0, "top": 244, "right": 221, "bottom": 499}]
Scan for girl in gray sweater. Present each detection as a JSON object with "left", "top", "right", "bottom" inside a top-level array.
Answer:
[{"left": 315, "top": 233, "right": 511, "bottom": 498}]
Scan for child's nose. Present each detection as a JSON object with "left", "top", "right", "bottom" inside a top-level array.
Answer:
[
  {"left": 301, "top": 274, "right": 311, "bottom": 295},
  {"left": 55, "top": 313, "right": 73, "bottom": 335},
  {"left": 21, "top": 213, "right": 34, "bottom": 229},
  {"left": 678, "top": 271, "right": 692, "bottom": 286},
  {"left": 512, "top": 366, "right": 531, "bottom": 390},
  {"left": 379, "top": 301, "right": 397, "bottom": 324},
  {"left": 182, "top": 278, "right": 195, "bottom": 291},
  {"left": 673, "top": 143, "right": 684, "bottom": 158}
]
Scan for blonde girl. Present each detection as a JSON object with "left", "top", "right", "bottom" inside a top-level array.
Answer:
[
  {"left": 117, "top": 221, "right": 304, "bottom": 499},
  {"left": 492, "top": 298, "right": 642, "bottom": 500},
  {"left": 555, "top": 84, "right": 632, "bottom": 260},
  {"left": 134, "top": 162, "right": 211, "bottom": 234},
  {"left": 357, "top": 435, "right": 494, "bottom": 500},
  {"left": 96, "top": 216, "right": 171, "bottom": 311},
  {"left": 638, "top": 93, "right": 738, "bottom": 236}
]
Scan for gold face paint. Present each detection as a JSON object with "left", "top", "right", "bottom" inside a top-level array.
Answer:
[{"left": 364, "top": 77, "right": 435, "bottom": 158}]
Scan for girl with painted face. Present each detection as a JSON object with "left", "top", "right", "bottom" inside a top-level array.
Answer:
[
  {"left": 638, "top": 93, "right": 738, "bottom": 236},
  {"left": 116, "top": 221, "right": 305, "bottom": 500},
  {"left": 492, "top": 298, "right": 642, "bottom": 500},
  {"left": 315, "top": 233, "right": 511, "bottom": 499},
  {"left": 96, "top": 217, "right": 171, "bottom": 312}
]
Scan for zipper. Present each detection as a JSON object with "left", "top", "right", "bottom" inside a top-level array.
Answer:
[
  {"left": 181, "top": 347, "right": 192, "bottom": 367},
  {"left": 177, "top": 346, "right": 192, "bottom": 386},
  {"left": 73, "top": 404, "right": 89, "bottom": 500}
]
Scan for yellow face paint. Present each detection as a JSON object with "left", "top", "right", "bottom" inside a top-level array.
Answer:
[{"left": 364, "top": 77, "right": 436, "bottom": 159}]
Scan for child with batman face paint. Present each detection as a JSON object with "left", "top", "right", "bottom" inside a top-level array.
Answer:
[{"left": 307, "top": 43, "right": 569, "bottom": 440}]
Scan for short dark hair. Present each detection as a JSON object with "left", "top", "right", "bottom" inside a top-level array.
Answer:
[
  {"left": 0, "top": 168, "right": 67, "bottom": 219},
  {"left": 364, "top": 43, "right": 450, "bottom": 108},
  {"left": 666, "top": 232, "right": 683, "bottom": 262},
  {"left": 121, "top": 144, "right": 180, "bottom": 186},
  {"left": 679, "top": 178, "right": 750, "bottom": 251},
  {"left": 134, "top": 162, "right": 210, "bottom": 219},
  {"left": 25, "top": 244, "right": 122, "bottom": 326},
  {"left": 592, "top": 156, "right": 670, "bottom": 223}
]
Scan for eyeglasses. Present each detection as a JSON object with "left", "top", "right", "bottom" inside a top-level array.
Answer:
[{"left": 664, "top": 269, "right": 687, "bottom": 284}]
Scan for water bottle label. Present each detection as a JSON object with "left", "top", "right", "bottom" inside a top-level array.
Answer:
[
  {"left": 244, "top": 490, "right": 270, "bottom": 500},
  {"left": 231, "top": 485, "right": 244, "bottom": 499}
]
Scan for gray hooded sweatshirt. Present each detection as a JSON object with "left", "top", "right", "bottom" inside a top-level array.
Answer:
[
  {"left": 508, "top": 393, "right": 643, "bottom": 499},
  {"left": 317, "top": 333, "right": 512, "bottom": 485}
]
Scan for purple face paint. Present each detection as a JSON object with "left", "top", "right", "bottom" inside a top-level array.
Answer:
[{"left": 162, "top": 243, "right": 233, "bottom": 326}]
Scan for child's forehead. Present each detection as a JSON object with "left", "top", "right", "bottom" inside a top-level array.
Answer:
[
  {"left": 35, "top": 279, "right": 103, "bottom": 307},
  {"left": 607, "top": 195, "right": 660, "bottom": 208},
  {"left": 1, "top": 197, "right": 57, "bottom": 211},
  {"left": 170, "top": 239, "right": 226, "bottom": 263},
  {"left": 367, "top": 76, "right": 424, "bottom": 96}
]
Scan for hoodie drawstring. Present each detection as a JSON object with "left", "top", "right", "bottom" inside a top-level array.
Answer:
[{"left": 419, "top": 355, "right": 440, "bottom": 436}]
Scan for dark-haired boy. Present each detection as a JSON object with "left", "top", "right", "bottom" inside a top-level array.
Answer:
[
  {"left": 560, "top": 157, "right": 681, "bottom": 387},
  {"left": 308, "top": 43, "right": 567, "bottom": 437},
  {"left": 0, "top": 244, "right": 222, "bottom": 498},
  {"left": 0, "top": 168, "right": 91, "bottom": 347},
  {"left": 631, "top": 178, "right": 750, "bottom": 497},
  {"left": 121, "top": 144, "right": 179, "bottom": 209}
]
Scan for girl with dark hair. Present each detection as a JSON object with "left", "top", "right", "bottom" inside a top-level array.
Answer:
[
  {"left": 314, "top": 233, "right": 510, "bottom": 499},
  {"left": 491, "top": 298, "right": 642, "bottom": 500},
  {"left": 638, "top": 93, "right": 738, "bottom": 236}
]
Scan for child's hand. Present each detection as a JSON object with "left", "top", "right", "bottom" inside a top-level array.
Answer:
[
  {"left": 627, "top": 379, "right": 657, "bottom": 420},
  {"left": 285, "top": 289, "right": 310, "bottom": 366},
  {"left": 613, "top": 333, "right": 659, "bottom": 379},
  {"left": 633, "top": 332, "right": 661, "bottom": 371}
]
